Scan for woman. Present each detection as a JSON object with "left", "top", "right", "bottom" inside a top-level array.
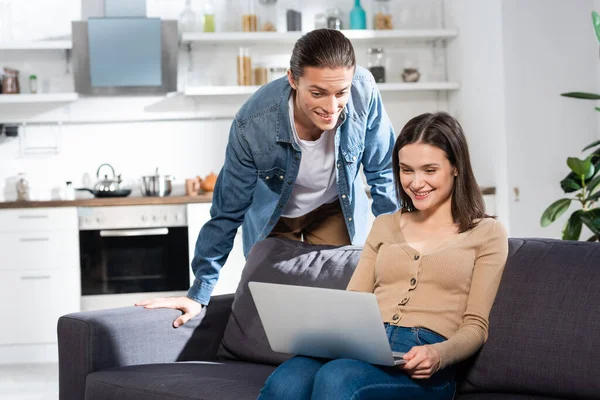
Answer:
[{"left": 258, "top": 112, "right": 509, "bottom": 400}]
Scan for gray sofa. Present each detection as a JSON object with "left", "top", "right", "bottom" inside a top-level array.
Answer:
[{"left": 58, "top": 237, "right": 600, "bottom": 400}]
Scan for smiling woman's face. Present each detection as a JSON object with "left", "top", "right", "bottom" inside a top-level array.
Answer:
[
  {"left": 288, "top": 66, "right": 354, "bottom": 133},
  {"left": 398, "top": 142, "right": 457, "bottom": 212}
]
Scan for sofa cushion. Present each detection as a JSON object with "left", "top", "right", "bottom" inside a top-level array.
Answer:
[
  {"left": 459, "top": 238, "right": 600, "bottom": 399},
  {"left": 217, "top": 237, "right": 363, "bottom": 365},
  {"left": 85, "top": 361, "right": 276, "bottom": 400}
]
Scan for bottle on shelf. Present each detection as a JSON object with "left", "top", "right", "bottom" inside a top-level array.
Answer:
[
  {"left": 179, "top": 0, "right": 198, "bottom": 33},
  {"left": 28, "top": 74, "right": 38, "bottom": 94},
  {"left": 202, "top": 0, "right": 216, "bottom": 32},
  {"left": 349, "top": 0, "right": 366, "bottom": 30}
]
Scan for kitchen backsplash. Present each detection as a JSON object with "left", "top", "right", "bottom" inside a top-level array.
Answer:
[{"left": 0, "top": 118, "right": 231, "bottom": 201}]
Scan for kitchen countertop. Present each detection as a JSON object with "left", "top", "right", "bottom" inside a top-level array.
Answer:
[
  {"left": 0, "top": 194, "right": 213, "bottom": 209},
  {"left": 0, "top": 187, "right": 496, "bottom": 209}
]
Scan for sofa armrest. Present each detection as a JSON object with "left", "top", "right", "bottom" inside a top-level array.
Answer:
[{"left": 57, "top": 294, "right": 233, "bottom": 400}]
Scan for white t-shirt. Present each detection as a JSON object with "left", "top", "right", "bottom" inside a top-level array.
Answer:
[{"left": 281, "top": 96, "right": 339, "bottom": 218}]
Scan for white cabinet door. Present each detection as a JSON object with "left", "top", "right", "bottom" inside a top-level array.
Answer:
[
  {"left": 0, "top": 230, "right": 79, "bottom": 271},
  {"left": 187, "top": 203, "right": 246, "bottom": 297},
  {"left": 0, "top": 267, "right": 80, "bottom": 345},
  {"left": 0, "top": 208, "right": 78, "bottom": 233}
]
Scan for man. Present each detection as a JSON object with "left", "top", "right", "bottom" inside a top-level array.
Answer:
[{"left": 137, "top": 29, "right": 398, "bottom": 326}]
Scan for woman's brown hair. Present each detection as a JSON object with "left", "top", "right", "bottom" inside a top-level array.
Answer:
[{"left": 392, "top": 112, "right": 489, "bottom": 232}]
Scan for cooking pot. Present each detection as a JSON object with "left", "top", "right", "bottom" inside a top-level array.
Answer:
[
  {"left": 141, "top": 168, "right": 174, "bottom": 197},
  {"left": 76, "top": 163, "right": 132, "bottom": 198}
]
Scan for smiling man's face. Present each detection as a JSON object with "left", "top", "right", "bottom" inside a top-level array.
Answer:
[{"left": 288, "top": 66, "right": 354, "bottom": 137}]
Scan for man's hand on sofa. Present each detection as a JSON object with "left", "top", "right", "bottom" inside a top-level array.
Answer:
[{"left": 135, "top": 296, "right": 204, "bottom": 328}]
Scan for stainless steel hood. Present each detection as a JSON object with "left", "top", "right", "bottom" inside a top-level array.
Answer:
[{"left": 73, "top": 0, "right": 178, "bottom": 96}]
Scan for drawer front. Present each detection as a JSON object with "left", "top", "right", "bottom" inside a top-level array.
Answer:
[
  {"left": 0, "top": 230, "right": 79, "bottom": 270},
  {"left": 0, "top": 207, "right": 78, "bottom": 233},
  {"left": 0, "top": 268, "right": 80, "bottom": 345}
]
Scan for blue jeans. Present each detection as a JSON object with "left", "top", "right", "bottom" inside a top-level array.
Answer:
[{"left": 257, "top": 325, "right": 455, "bottom": 400}]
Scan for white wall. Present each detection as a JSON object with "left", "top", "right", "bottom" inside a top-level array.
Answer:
[
  {"left": 446, "top": 0, "right": 600, "bottom": 239},
  {"left": 444, "top": 0, "right": 510, "bottom": 229},
  {"left": 502, "top": 0, "right": 599, "bottom": 238}
]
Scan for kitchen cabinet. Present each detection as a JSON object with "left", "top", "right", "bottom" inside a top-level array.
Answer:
[
  {"left": 0, "top": 207, "right": 80, "bottom": 363},
  {"left": 187, "top": 203, "right": 246, "bottom": 296}
]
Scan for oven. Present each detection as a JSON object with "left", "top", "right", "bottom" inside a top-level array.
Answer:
[{"left": 78, "top": 204, "right": 189, "bottom": 311}]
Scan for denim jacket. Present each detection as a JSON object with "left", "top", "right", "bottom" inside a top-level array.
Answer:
[{"left": 187, "top": 66, "right": 398, "bottom": 305}]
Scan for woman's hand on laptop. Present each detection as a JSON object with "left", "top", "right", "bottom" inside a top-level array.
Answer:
[
  {"left": 135, "top": 296, "right": 203, "bottom": 328},
  {"left": 399, "top": 345, "right": 441, "bottom": 379}
]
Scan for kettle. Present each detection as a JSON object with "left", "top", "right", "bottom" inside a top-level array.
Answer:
[
  {"left": 76, "top": 163, "right": 132, "bottom": 198},
  {"left": 94, "top": 163, "right": 122, "bottom": 192}
]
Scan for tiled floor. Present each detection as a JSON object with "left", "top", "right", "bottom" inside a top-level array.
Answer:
[{"left": 0, "top": 363, "right": 58, "bottom": 400}]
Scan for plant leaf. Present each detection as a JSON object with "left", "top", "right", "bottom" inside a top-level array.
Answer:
[
  {"left": 567, "top": 157, "right": 594, "bottom": 179},
  {"left": 583, "top": 139, "right": 600, "bottom": 152},
  {"left": 586, "top": 234, "right": 600, "bottom": 242},
  {"left": 588, "top": 175, "right": 600, "bottom": 194},
  {"left": 561, "top": 178, "right": 582, "bottom": 192},
  {"left": 561, "top": 92, "right": 600, "bottom": 99},
  {"left": 540, "top": 198, "right": 572, "bottom": 227},
  {"left": 562, "top": 210, "right": 583, "bottom": 240},
  {"left": 588, "top": 191, "right": 600, "bottom": 202},
  {"left": 580, "top": 209, "right": 600, "bottom": 234},
  {"left": 593, "top": 11, "right": 600, "bottom": 44}
]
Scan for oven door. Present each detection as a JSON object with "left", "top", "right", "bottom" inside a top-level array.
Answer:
[{"left": 79, "top": 226, "right": 189, "bottom": 295}]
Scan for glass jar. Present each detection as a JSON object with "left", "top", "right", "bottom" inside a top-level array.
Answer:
[
  {"left": 269, "top": 66, "right": 287, "bottom": 82},
  {"left": 327, "top": 8, "right": 343, "bottom": 30},
  {"left": 374, "top": 0, "right": 393, "bottom": 30},
  {"left": 259, "top": 0, "right": 277, "bottom": 31},
  {"left": 254, "top": 64, "right": 268, "bottom": 85},
  {"left": 178, "top": 0, "right": 197, "bottom": 33},
  {"left": 237, "top": 47, "right": 252, "bottom": 86},
  {"left": 400, "top": 54, "right": 420, "bottom": 82},
  {"left": 286, "top": 8, "right": 302, "bottom": 31},
  {"left": 242, "top": 0, "right": 258, "bottom": 32},
  {"left": 225, "top": 0, "right": 241, "bottom": 31},
  {"left": 2, "top": 67, "right": 20, "bottom": 94},
  {"left": 16, "top": 173, "right": 29, "bottom": 202},
  {"left": 202, "top": 0, "right": 216, "bottom": 32},
  {"left": 314, "top": 13, "right": 327, "bottom": 29},
  {"left": 367, "top": 48, "right": 386, "bottom": 83}
]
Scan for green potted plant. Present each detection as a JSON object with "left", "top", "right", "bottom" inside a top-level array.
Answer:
[{"left": 540, "top": 11, "right": 600, "bottom": 241}]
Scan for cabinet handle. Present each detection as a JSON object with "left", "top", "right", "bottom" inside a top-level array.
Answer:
[
  {"left": 18, "top": 215, "right": 49, "bottom": 219},
  {"left": 19, "top": 237, "right": 50, "bottom": 242},
  {"left": 21, "top": 275, "right": 51, "bottom": 280}
]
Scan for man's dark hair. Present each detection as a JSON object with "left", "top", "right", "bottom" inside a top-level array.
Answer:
[{"left": 289, "top": 29, "right": 356, "bottom": 80}]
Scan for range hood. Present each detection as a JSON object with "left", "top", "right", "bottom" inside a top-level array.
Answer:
[{"left": 72, "top": 0, "right": 178, "bottom": 96}]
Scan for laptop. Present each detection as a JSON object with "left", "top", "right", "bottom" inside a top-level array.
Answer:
[{"left": 248, "top": 281, "right": 407, "bottom": 366}]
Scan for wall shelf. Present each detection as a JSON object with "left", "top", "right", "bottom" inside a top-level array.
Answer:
[
  {"left": 182, "top": 29, "right": 458, "bottom": 45},
  {"left": 0, "top": 93, "right": 79, "bottom": 124},
  {"left": 0, "top": 93, "right": 79, "bottom": 104},
  {"left": 0, "top": 40, "right": 72, "bottom": 50},
  {"left": 183, "top": 82, "right": 460, "bottom": 96}
]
